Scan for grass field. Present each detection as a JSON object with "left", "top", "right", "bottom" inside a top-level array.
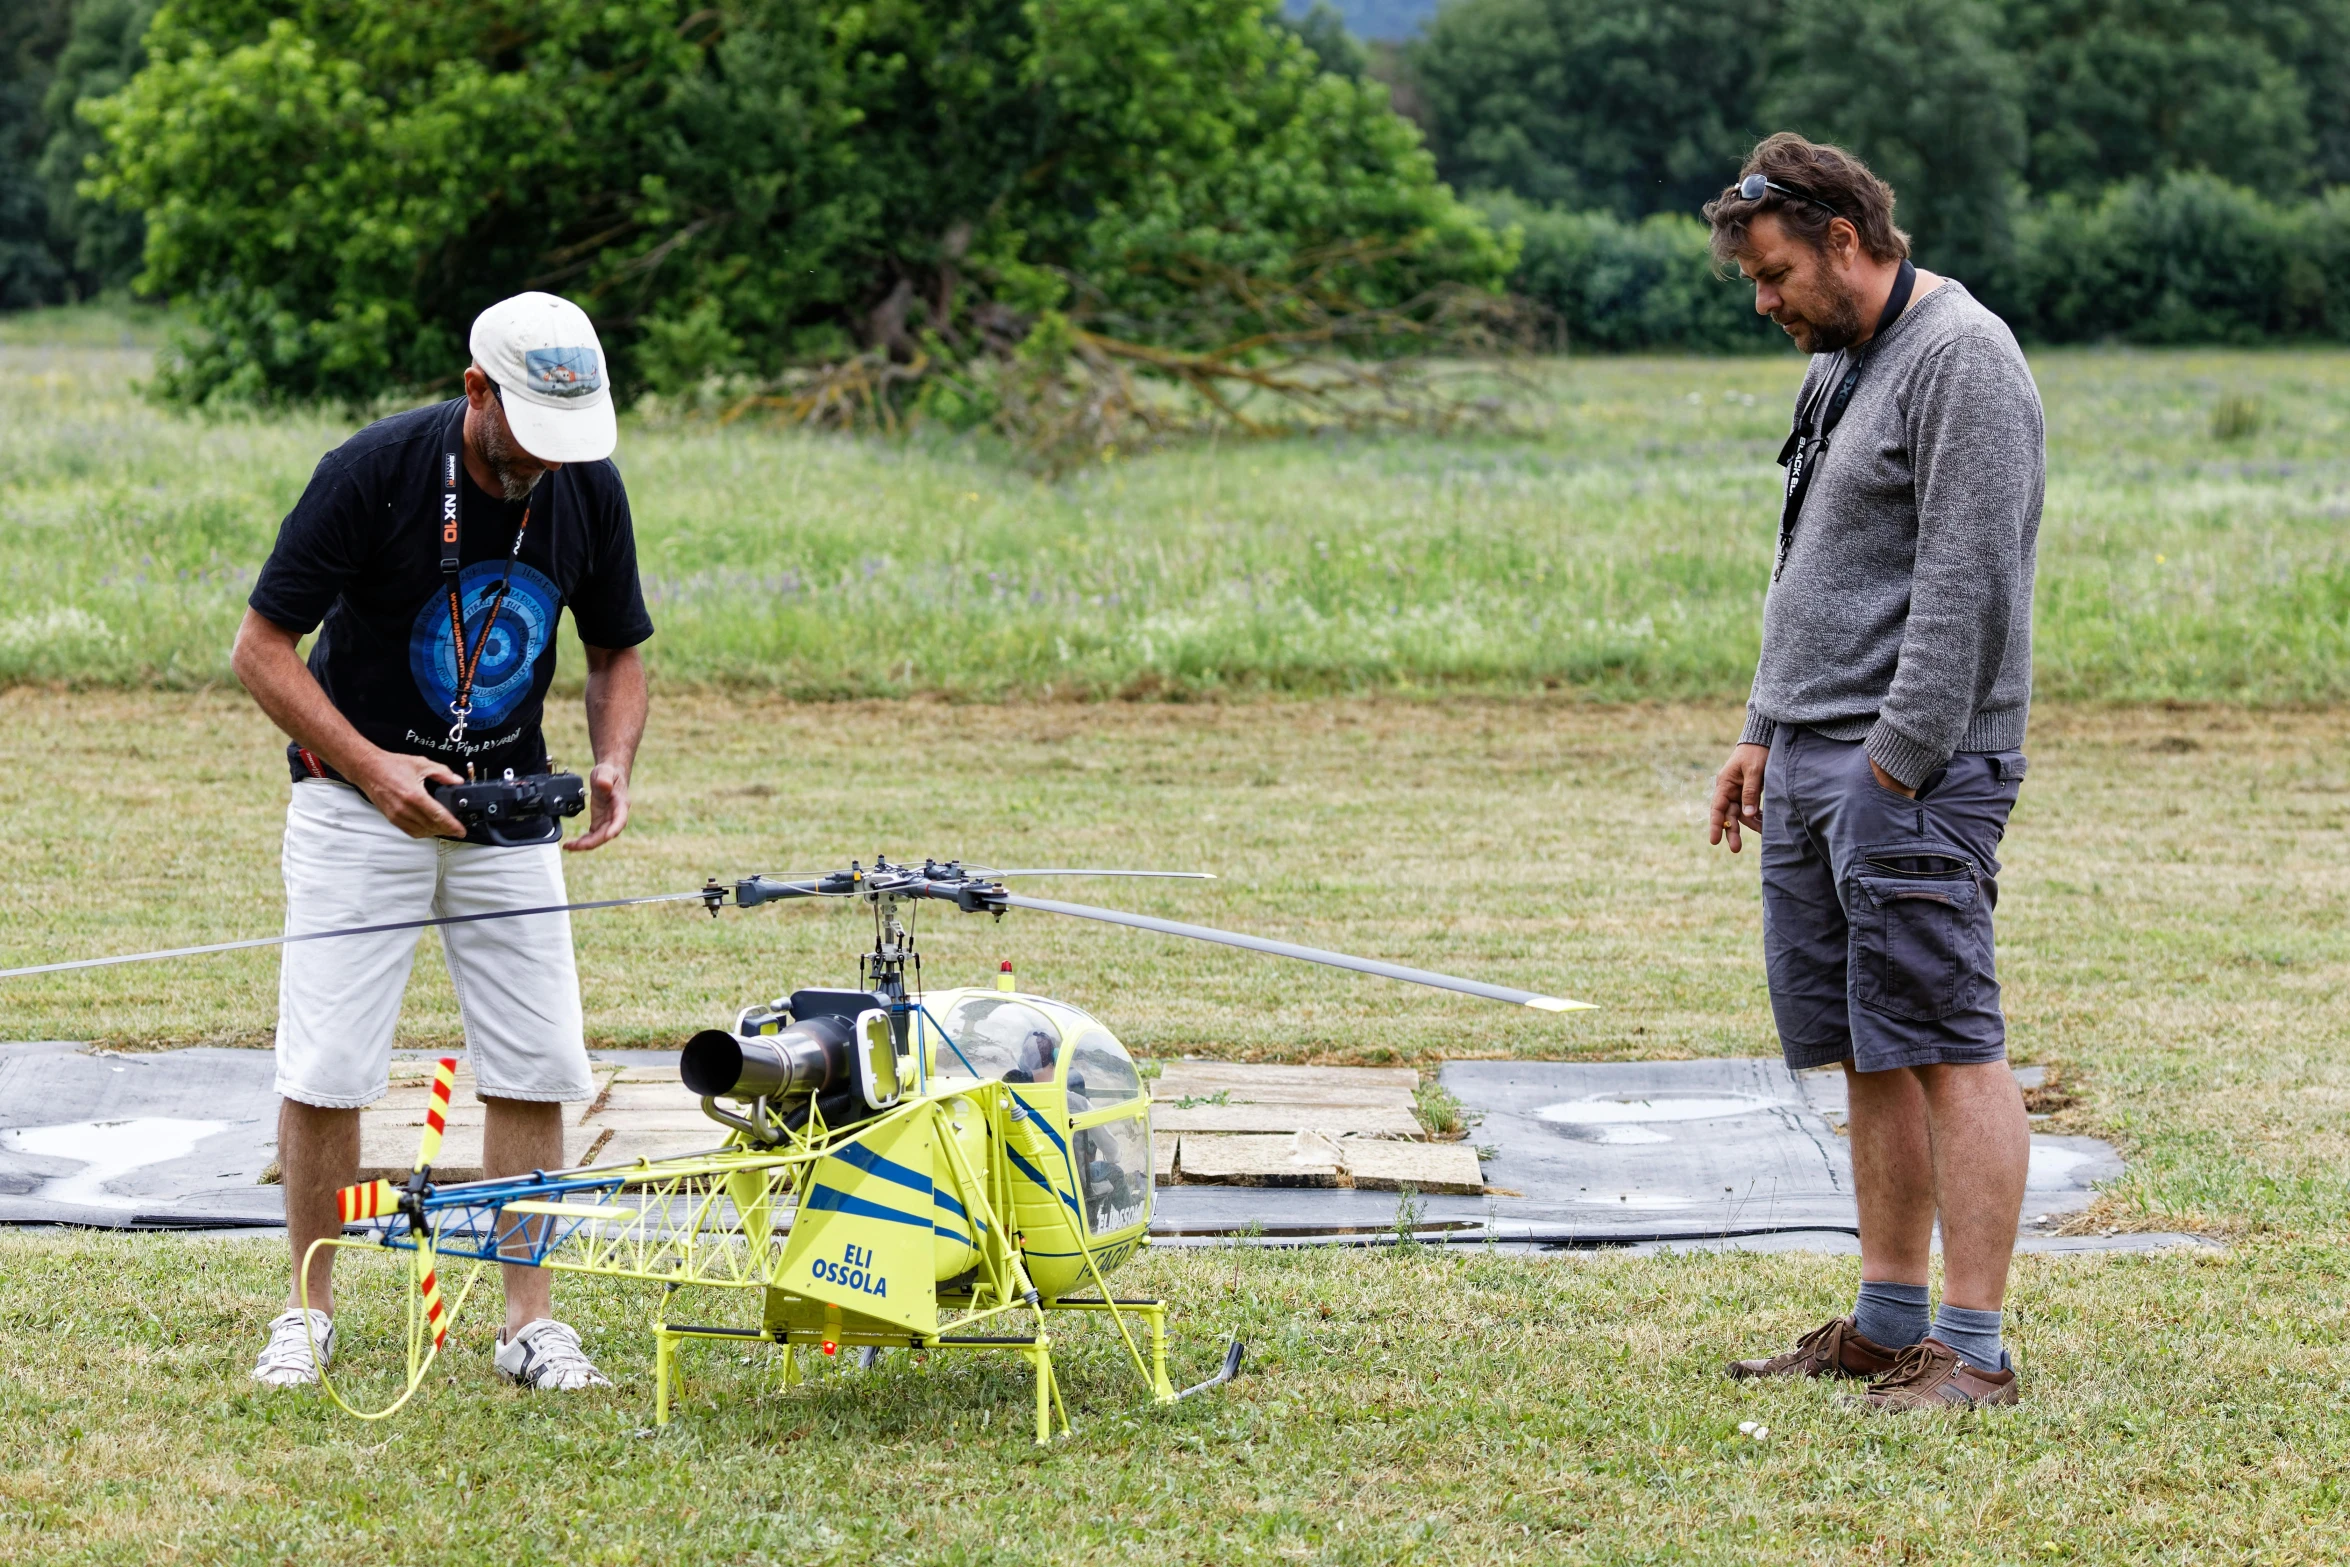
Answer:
[
  {"left": 6, "top": 317, "right": 2350, "bottom": 1562},
  {"left": 6, "top": 1232, "right": 2346, "bottom": 1565},
  {"left": 4, "top": 690, "right": 2346, "bottom": 1240},
  {"left": 3, "top": 307, "right": 2347, "bottom": 701}
]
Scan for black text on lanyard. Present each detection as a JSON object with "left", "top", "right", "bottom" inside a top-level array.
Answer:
[
  {"left": 440, "top": 426, "right": 534, "bottom": 747},
  {"left": 1772, "top": 258, "right": 1916, "bottom": 581}
]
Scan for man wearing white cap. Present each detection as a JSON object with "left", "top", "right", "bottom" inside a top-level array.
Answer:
[{"left": 230, "top": 293, "right": 651, "bottom": 1392}]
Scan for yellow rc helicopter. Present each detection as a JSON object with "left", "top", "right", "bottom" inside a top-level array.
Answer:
[{"left": 17, "top": 855, "right": 1587, "bottom": 1443}]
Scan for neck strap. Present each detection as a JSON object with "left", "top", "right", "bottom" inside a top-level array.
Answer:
[
  {"left": 1873, "top": 258, "right": 1917, "bottom": 344},
  {"left": 440, "top": 403, "right": 536, "bottom": 751},
  {"left": 1769, "top": 260, "right": 1919, "bottom": 582}
]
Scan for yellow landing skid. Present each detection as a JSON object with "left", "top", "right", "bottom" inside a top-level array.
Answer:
[{"left": 649, "top": 1296, "right": 1183, "bottom": 1446}]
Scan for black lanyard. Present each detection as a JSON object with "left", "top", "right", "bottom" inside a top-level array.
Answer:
[
  {"left": 439, "top": 410, "right": 536, "bottom": 747},
  {"left": 1773, "top": 259, "right": 1916, "bottom": 581}
]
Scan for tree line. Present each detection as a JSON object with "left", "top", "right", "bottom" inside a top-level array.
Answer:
[
  {"left": 1389, "top": 0, "right": 2350, "bottom": 347},
  {"left": 1, "top": 0, "right": 1504, "bottom": 427},
  {"left": 3, "top": 0, "right": 2347, "bottom": 382}
]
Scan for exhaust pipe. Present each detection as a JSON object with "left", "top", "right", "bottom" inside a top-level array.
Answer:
[{"left": 680, "top": 1016, "right": 855, "bottom": 1101}]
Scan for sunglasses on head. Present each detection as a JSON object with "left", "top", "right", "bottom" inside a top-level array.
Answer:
[{"left": 1735, "top": 172, "right": 1843, "bottom": 219}]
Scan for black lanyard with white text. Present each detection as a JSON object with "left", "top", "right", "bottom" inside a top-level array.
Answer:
[
  {"left": 1773, "top": 258, "right": 1916, "bottom": 581},
  {"left": 439, "top": 411, "right": 535, "bottom": 748}
]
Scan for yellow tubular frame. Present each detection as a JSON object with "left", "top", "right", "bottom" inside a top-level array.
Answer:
[{"left": 316, "top": 1080, "right": 1203, "bottom": 1440}]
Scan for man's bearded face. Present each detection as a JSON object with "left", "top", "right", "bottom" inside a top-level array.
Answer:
[
  {"left": 1773, "top": 261, "right": 1866, "bottom": 355},
  {"left": 1737, "top": 214, "right": 1868, "bottom": 355},
  {"left": 476, "top": 395, "right": 552, "bottom": 502}
]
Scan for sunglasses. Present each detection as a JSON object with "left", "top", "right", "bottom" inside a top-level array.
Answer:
[{"left": 1735, "top": 172, "right": 1843, "bottom": 219}]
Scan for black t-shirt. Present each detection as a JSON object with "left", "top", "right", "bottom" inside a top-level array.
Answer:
[{"left": 249, "top": 400, "right": 654, "bottom": 784}]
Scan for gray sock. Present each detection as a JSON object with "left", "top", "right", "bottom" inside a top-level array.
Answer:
[
  {"left": 1930, "top": 1304, "right": 2006, "bottom": 1372},
  {"left": 1853, "top": 1279, "right": 1930, "bottom": 1349}
]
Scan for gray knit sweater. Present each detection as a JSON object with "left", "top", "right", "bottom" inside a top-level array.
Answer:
[{"left": 1738, "top": 281, "right": 2044, "bottom": 788}]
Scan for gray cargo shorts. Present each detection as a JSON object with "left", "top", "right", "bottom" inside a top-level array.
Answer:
[{"left": 1760, "top": 726, "right": 2025, "bottom": 1074}]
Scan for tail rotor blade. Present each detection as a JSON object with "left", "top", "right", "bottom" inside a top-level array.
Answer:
[
  {"left": 414, "top": 1057, "right": 457, "bottom": 1171},
  {"left": 419, "top": 1263, "right": 450, "bottom": 1351},
  {"left": 996, "top": 894, "right": 1592, "bottom": 1012},
  {"left": 337, "top": 1178, "right": 399, "bottom": 1225}
]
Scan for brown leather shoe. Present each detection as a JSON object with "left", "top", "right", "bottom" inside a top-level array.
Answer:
[
  {"left": 1845, "top": 1338, "right": 2019, "bottom": 1411},
  {"left": 1725, "top": 1316, "right": 1903, "bottom": 1381}
]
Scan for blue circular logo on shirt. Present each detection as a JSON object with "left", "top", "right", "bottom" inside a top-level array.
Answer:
[{"left": 408, "top": 561, "right": 560, "bottom": 731}]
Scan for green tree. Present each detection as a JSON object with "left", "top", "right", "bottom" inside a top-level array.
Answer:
[
  {"left": 0, "top": 0, "right": 72, "bottom": 308},
  {"left": 2005, "top": 172, "right": 2328, "bottom": 342},
  {"left": 37, "top": 0, "right": 156, "bottom": 294},
  {"left": 2000, "top": 0, "right": 2336, "bottom": 199},
  {"left": 1763, "top": 0, "right": 2026, "bottom": 287},
  {"left": 1277, "top": 1, "right": 1368, "bottom": 78},
  {"left": 1407, "top": 0, "right": 1774, "bottom": 219},
  {"left": 1480, "top": 192, "right": 1779, "bottom": 351},
  {"left": 90, "top": 0, "right": 1504, "bottom": 405}
]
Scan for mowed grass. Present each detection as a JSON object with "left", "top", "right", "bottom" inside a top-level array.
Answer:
[
  {"left": 6, "top": 313, "right": 2350, "bottom": 1562},
  {"left": 3, "top": 309, "right": 2347, "bottom": 699},
  {"left": 3, "top": 691, "right": 2347, "bottom": 1244},
  {"left": 5, "top": 1233, "right": 2348, "bottom": 1565}
]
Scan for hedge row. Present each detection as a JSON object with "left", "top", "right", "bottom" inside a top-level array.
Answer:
[{"left": 1489, "top": 174, "right": 2350, "bottom": 351}]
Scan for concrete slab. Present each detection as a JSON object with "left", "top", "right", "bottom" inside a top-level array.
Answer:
[
  {"left": 1156, "top": 1081, "right": 1419, "bottom": 1110},
  {"left": 1153, "top": 1104, "right": 1424, "bottom": 1138},
  {"left": 355, "top": 1124, "right": 607, "bottom": 1183},
  {"left": 1154, "top": 1063, "right": 1418, "bottom": 1094},
  {"left": 568, "top": 1108, "right": 732, "bottom": 1134},
  {"left": 0, "top": 1046, "right": 2160, "bottom": 1257},
  {"left": 594, "top": 1129, "right": 729, "bottom": 1167},
  {"left": 1175, "top": 1132, "right": 1344, "bottom": 1187},
  {"left": 1338, "top": 1140, "right": 1484, "bottom": 1195}
]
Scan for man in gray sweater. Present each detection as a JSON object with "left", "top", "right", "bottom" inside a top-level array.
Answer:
[{"left": 1701, "top": 134, "right": 2044, "bottom": 1411}]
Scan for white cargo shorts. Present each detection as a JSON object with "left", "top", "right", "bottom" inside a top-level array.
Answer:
[{"left": 273, "top": 779, "right": 594, "bottom": 1108}]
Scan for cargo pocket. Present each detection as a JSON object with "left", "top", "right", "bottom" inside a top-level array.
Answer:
[{"left": 1851, "top": 848, "right": 1985, "bottom": 1022}]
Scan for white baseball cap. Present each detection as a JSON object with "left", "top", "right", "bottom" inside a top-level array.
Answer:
[{"left": 468, "top": 291, "right": 617, "bottom": 464}]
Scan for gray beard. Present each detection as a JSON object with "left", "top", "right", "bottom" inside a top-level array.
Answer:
[{"left": 476, "top": 418, "right": 548, "bottom": 503}]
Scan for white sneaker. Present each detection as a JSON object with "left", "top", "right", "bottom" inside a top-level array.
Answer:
[
  {"left": 495, "top": 1319, "right": 612, "bottom": 1390},
  {"left": 252, "top": 1308, "right": 335, "bottom": 1387}
]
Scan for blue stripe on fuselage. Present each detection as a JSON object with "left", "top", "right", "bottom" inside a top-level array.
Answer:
[
  {"left": 802, "top": 1183, "right": 930, "bottom": 1230},
  {"left": 1010, "top": 1093, "right": 1067, "bottom": 1156},
  {"left": 932, "top": 1185, "right": 986, "bottom": 1233},
  {"left": 832, "top": 1140, "right": 934, "bottom": 1198},
  {"left": 1004, "top": 1144, "right": 1081, "bottom": 1216}
]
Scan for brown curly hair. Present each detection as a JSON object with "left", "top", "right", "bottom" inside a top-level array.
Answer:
[{"left": 1703, "top": 132, "right": 1911, "bottom": 267}]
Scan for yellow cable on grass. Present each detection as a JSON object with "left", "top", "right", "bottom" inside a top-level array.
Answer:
[{"left": 299, "top": 1233, "right": 486, "bottom": 1421}]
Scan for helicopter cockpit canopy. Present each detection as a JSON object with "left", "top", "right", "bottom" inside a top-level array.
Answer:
[
  {"left": 930, "top": 994, "right": 1144, "bottom": 1112},
  {"left": 1064, "top": 1030, "right": 1141, "bottom": 1114},
  {"left": 940, "top": 995, "right": 1062, "bottom": 1083}
]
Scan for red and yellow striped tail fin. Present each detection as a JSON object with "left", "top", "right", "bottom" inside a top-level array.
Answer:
[
  {"left": 413, "top": 1056, "right": 457, "bottom": 1171},
  {"left": 337, "top": 1178, "right": 399, "bottom": 1224}
]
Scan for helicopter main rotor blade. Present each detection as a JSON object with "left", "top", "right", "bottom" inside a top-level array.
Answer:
[
  {"left": 978, "top": 869, "right": 1216, "bottom": 881},
  {"left": 0, "top": 889, "right": 720, "bottom": 981},
  {"left": 996, "top": 893, "right": 1592, "bottom": 1012}
]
